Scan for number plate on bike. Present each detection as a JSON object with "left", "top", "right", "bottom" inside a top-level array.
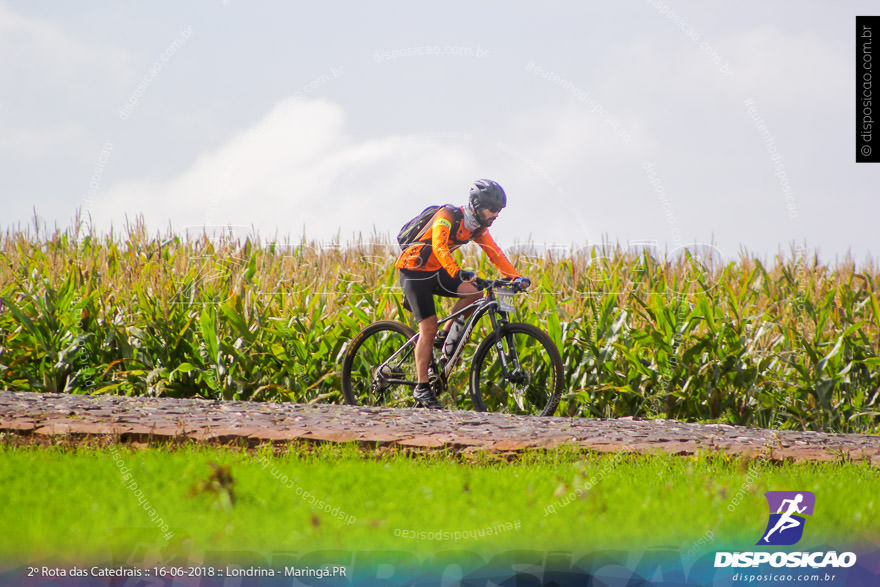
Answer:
[{"left": 496, "top": 287, "right": 516, "bottom": 312}]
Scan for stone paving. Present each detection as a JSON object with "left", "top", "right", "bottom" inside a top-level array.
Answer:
[{"left": 1, "top": 391, "right": 878, "bottom": 464}]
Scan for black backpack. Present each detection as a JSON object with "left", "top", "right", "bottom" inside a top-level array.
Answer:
[{"left": 397, "top": 204, "right": 464, "bottom": 250}]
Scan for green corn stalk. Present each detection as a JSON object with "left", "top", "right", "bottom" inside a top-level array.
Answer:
[{"left": 2, "top": 220, "right": 879, "bottom": 433}]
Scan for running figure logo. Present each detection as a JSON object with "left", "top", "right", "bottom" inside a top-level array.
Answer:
[{"left": 757, "top": 491, "right": 816, "bottom": 546}]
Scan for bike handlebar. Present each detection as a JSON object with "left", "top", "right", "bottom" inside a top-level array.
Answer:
[{"left": 474, "top": 277, "right": 528, "bottom": 292}]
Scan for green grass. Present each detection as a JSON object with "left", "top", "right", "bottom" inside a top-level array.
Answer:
[{"left": 0, "top": 442, "right": 877, "bottom": 563}]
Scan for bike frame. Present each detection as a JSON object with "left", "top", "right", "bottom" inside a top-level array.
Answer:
[{"left": 375, "top": 284, "right": 523, "bottom": 388}]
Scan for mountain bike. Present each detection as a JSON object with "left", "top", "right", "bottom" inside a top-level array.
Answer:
[{"left": 340, "top": 278, "right": 563, "bottom": 416}]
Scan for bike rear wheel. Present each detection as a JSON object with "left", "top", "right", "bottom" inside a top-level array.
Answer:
[
  {"left": 341, "top": 320, "right": 418, "bottom": 407},
  {"left": 470, "top": 322, "right": 563, "bottom": 416}
]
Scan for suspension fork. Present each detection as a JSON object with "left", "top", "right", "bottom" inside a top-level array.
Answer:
[{"left": 487, "top": 310, "right": 522, "bottom": 377}]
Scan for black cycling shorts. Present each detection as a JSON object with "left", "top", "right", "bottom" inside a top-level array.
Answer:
[{"left": 399, "top": 268, "right": 463, "bottom": 323}]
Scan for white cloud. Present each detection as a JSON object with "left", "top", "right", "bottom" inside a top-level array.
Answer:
[
  {"left": 93, "top": 97, "right": 477, "bottom": 241},
  {"left": 93, "top": 96, "right": 654, "bottom": 250},
  {"left": 82, "top": 18, "right": 864, "bottom": 261}
]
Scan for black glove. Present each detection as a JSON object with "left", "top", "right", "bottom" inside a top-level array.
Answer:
[
  {"left": 514, "top": 276, "right": 531, "bottom": 289},
  {"left": 457, "top": 269, "right": 475, "bottom": 282}
]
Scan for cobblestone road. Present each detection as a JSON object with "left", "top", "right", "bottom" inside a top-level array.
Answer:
[{"left": 1, "top": 391, "right": 878, "bottom": 464}]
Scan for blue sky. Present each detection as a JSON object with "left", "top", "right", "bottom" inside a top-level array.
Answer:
[{"left": 2, "top": 1, "right": 878, "bottom": 264}]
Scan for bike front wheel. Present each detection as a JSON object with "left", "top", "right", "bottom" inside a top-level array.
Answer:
[
  {"left": 470, "top": 322, "right": 563, "bottom": 416},
  {"left": 341, "top": 320, "right": 417, "bottom": 407}
]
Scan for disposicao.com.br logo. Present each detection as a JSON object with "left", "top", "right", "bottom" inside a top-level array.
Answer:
[
  {"left": 759, "top": 491, "right": 815, "bottom": 546},
  {"left": 714, "top": 491, "right": 857, "bottom": 569}
]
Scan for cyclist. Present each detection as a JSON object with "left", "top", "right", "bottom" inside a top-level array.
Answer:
[{"left": 395, "top": 179, "right": 530, "bottom": 409}]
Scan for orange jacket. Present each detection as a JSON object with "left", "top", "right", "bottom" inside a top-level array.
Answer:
[{"left": 395, "top": 206, "right": 520, "bottom": 278}]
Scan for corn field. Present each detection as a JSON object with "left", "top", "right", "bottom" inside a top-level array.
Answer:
[{"left": 2, "top": 218, "right": 879, "bottom": 433}]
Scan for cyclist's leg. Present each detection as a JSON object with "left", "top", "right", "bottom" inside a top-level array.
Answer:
[
  {"left": 446, "top": 282, "right": 481, "bottom": 329},
  {"left": 436, "top": 270, "right": 481, "bottom": 332},
  {"left": 400, "top": 269, "right": 440, "bottom": 383},
  {"left": 414, "top": 316, "right": 438, "bottom": 383}
]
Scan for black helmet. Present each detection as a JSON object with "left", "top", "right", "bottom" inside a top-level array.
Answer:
[{"left": 468, "top": 179, "right": 507, "bottom": 213}]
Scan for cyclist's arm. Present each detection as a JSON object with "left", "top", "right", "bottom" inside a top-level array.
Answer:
[
  {"left": 430, "top": 208, "right": 463, "bottom": 277},
  {"left": 473, "top": 231, "right": 521, "bottom": 279}
]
